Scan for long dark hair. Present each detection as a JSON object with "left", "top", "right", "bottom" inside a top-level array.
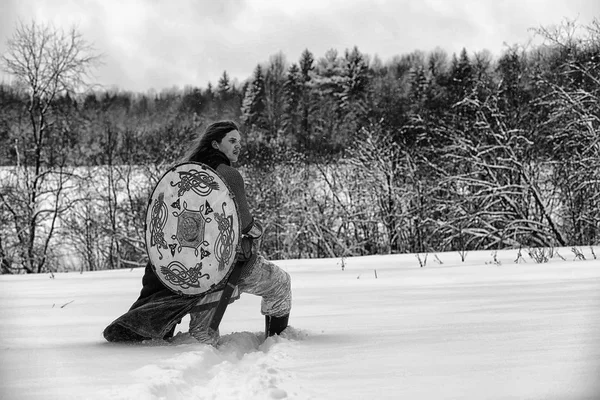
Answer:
[{"left": 182, "top": 120, "right": 239, "bottom": 167}]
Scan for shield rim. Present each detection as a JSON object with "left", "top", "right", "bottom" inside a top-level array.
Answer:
[{"left": 144, "top": 161, "right": 242, "bottom": 298}]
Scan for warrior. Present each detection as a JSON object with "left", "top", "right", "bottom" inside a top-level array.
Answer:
[{"left": 103, "top": 121, "right": 291, "bottom": 345}]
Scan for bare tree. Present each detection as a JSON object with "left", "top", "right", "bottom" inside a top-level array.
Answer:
[
  {"left": 0, "top": 21, "right": 100, "bottom": 273},
  {"left": 436, "top": 95, "right": 566, "bottom": 251},
  {"left": 344, "top": 126, "right": 421, "bottom": 254},
  {"left": 533, "top": 18, "right": 600, "bottom": 245}
]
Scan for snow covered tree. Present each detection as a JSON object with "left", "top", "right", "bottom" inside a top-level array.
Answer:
[
  {"left": 532, "top": 18, "right": 600, "bottom": 245},
  {"left": 216, "top": 70, "right": 240, "bottom": 119},
  {"left": 343, "top": 123, "right": 431, "bottom": 253},
  {"left": 496, "top": 46, "right": 535, "bottom": 130},
  {"left": 311, "top": 49, "right": 345, "bottom": 154},
  {"left": 340, "top": 46, "right": 369, "bottom": 112},
  {"left": 282, "top": 63, "right": 303, "bottom": 143},
  {"left": 217, "top": 71, "right": 231, "bottom": 98},
  {"left": 0, "top": 21, "right": 100, "bottom": 273},
  {"left": 298, "top": 49, "right": 316, "bottom": 151},
  {"left": 448, "top": 48, "right": 474, "bottom": 103},
  {"left": 241, "top": 64, "right": 267, "bottom": 131},
  {"left": 264, "top": 52, "right": 287, "bottom": 140},
  {"left": 436, "top": 94, "right": 566, "bottom": 250},
  {"left": 338, "top": 46, "right": 370, "bottom": 138}
]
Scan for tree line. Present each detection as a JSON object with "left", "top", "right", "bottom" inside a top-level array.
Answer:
[{"left": 0, "top": 19, "right": 598, "bottom": 273}]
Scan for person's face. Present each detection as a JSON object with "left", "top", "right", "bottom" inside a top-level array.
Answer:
[{"left": 213, "top": 130, "right": 242, "bottom": 163}]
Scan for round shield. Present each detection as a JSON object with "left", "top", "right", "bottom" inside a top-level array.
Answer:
[{"left": 145, "top": 162, "right": 241, "bottom": 296}]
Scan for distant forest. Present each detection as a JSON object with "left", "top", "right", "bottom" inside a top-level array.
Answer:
[{"left": 0, "top": 19, "right": 598, "bottom": 274}]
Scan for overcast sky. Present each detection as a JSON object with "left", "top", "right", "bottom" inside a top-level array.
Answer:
[{"left": 1, "top": 0, "right": 598, "bottom": 93}]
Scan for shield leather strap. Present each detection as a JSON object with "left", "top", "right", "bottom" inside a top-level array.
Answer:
[{"left": 208, "top": 260, "right": 246, "bottom": 332}]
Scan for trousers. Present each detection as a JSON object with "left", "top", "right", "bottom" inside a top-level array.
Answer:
[{"left": 189, "top": 255, "right": 292, "bottom": 344}]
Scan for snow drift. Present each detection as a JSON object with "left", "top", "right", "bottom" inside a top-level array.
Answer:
[{"left": 1, "top": 248, "right": 600, "bottom": 399}]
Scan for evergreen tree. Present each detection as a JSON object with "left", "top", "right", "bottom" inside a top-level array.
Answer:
[
  {"left": 496, "top": 46, "right": 536, "bottom": 134},
  {"left": 265, "top": 52, "right": 287, "bottom": 140},
  {"left": 216, "top": 70, "right": 231, "bottom": 116},
  {"left": 341, "top": 46, "right": 369, "bottom": 112},
  {"left": 312, "top": 49, "right": 345, "bottom": 155},
  {"left": 298, "top": 49, "right": 315, "bottom": 152},
  {"left": 448, "top": 48, "right": 474, "bottom": 103},
  {"left": 241, "top": 64, "right": 267, "bottom": 130},
  {"left": 217, "top": 71, "right": 231, "bottom": 97},
  {"left": 282, "top": 63, "right": 302, "bottom": 143},
  {"left": 299, "top": 49, "right": 315, "bottom": 79},
  {"left": 424, "top": 48, "right": 450, "bottom": 117},
  {"left": 408, "top": 64, "right": 428, "bottom": 108},
  {"left": 180, "top": 85, "right": 205, "bottom": 115}
]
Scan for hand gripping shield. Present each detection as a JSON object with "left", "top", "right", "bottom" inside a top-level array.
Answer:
[{"left": 145, "top": 163, "right": 241, "bottom": 296}]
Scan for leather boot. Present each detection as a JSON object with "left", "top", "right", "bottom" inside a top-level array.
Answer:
[{"left": 265, "top": 314, "right": 289, "bottom": 337}]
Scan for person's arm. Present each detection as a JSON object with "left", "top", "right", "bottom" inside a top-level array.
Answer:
[
  {"left": 216, "top": 164, "right": 253, "bottom": 227},
  {"left": 216, "top": 164, "right": 263, "bottom": 258}
]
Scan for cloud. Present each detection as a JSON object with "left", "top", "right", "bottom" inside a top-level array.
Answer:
[
  {"left": 0, "top": 0, "right": 18, "bottom": 43},
  {"left": 1, "top": 0, "right": 599, "bottom": 92},
  {"left": 88, "top": 0, "right": 254, "bottom": 90}
]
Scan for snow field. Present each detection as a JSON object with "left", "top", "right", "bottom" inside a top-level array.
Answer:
[{"left": 1, "top": 247, "right": 599, "bottom": 399}]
